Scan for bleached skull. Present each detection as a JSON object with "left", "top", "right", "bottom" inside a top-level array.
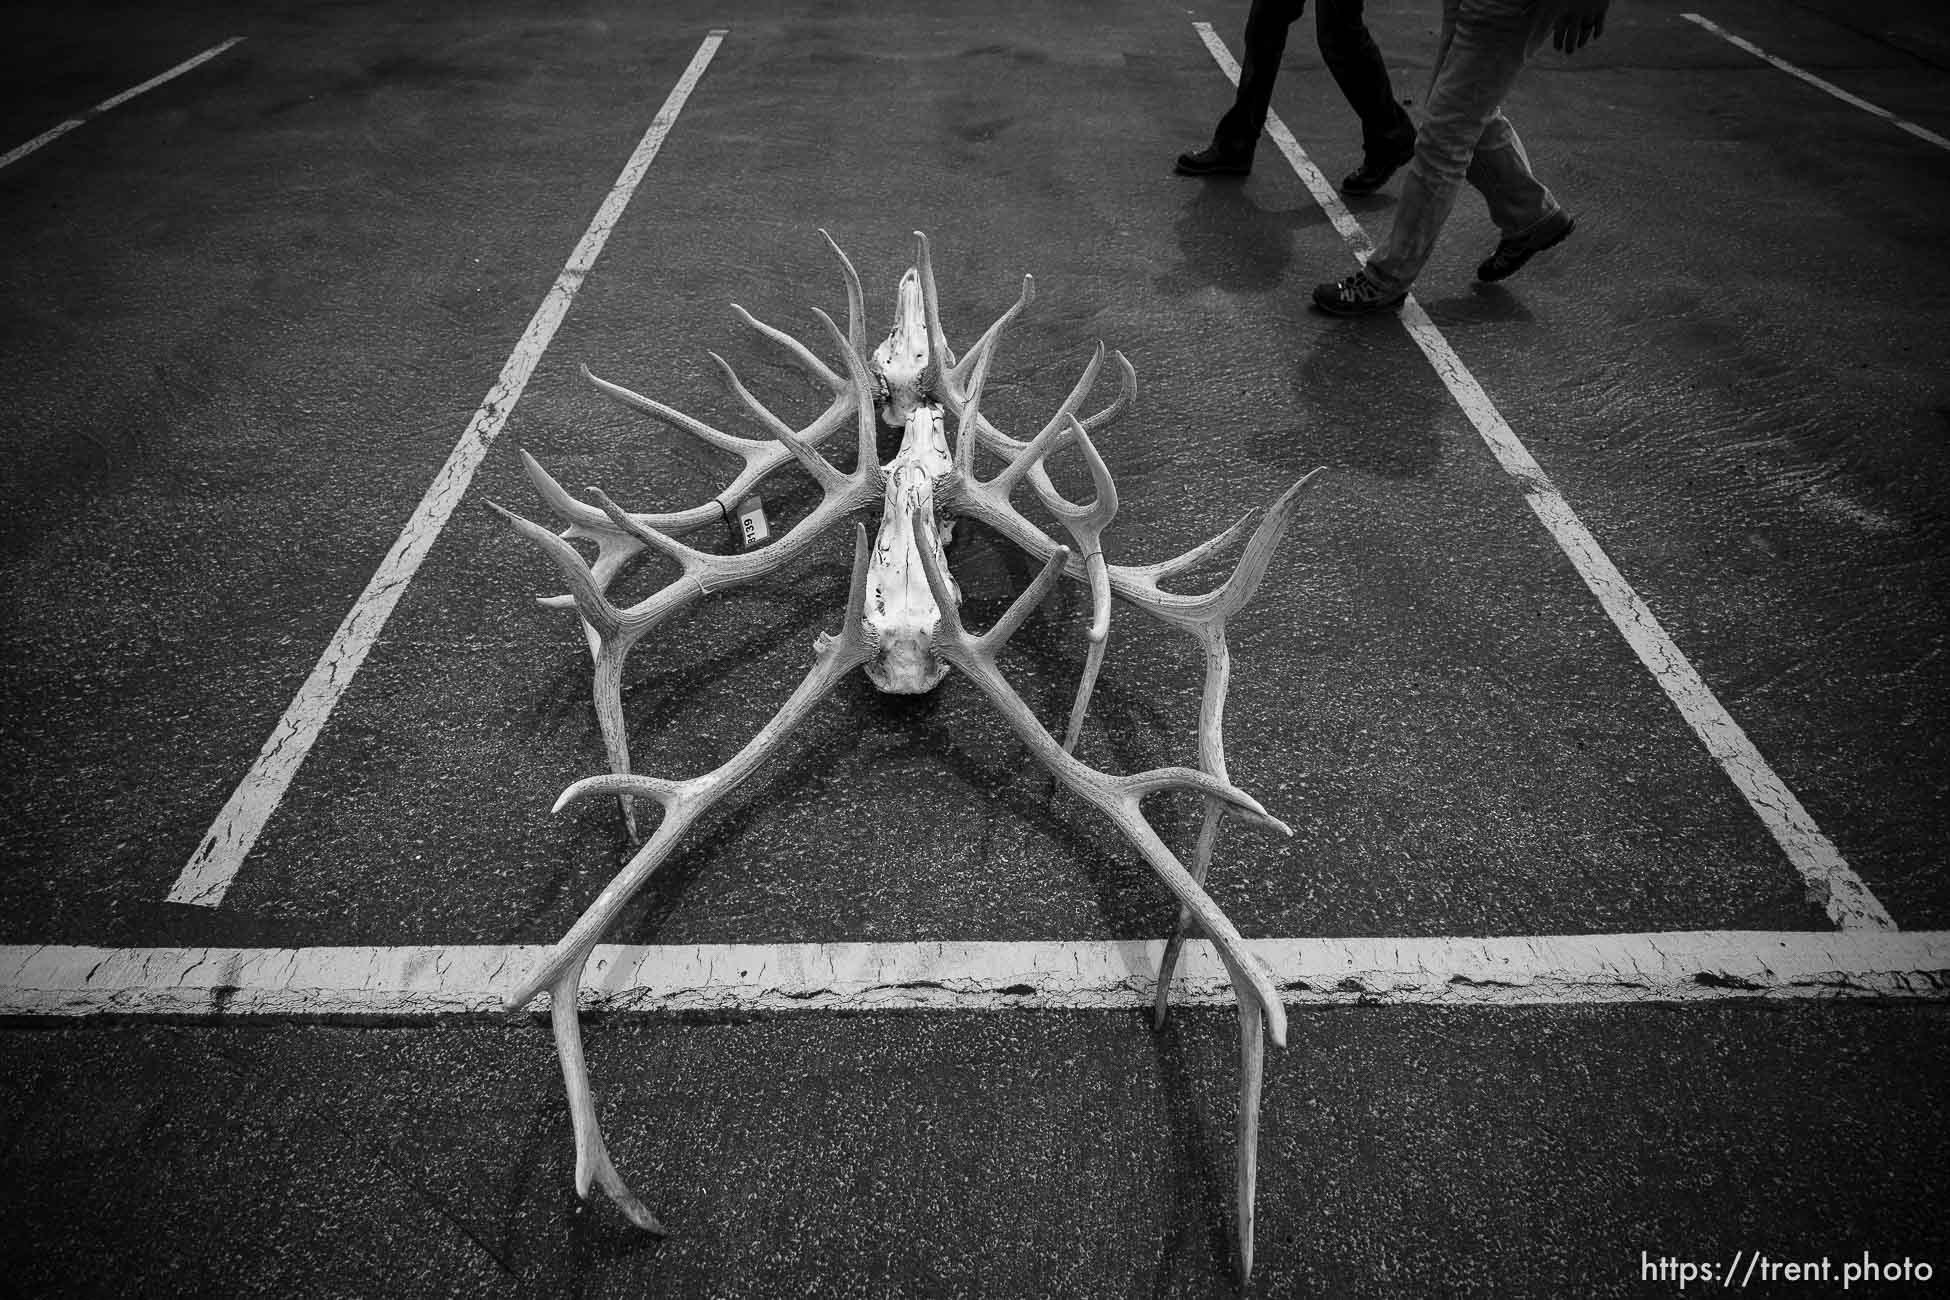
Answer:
[
  {"left": 863, "top": 271, "right": 957, "bottom": 692},
  {"left": 870, "top": 268, "right": 934, "bottom": 428}
]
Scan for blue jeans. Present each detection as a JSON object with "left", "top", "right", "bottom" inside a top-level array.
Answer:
[{"left": 1365, "top": 0, "right": 1565, "bottom": 293}]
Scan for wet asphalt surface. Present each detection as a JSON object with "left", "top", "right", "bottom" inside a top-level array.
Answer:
[{"left": 2, "top": 0, "right": 1948, "bottom": 1294}]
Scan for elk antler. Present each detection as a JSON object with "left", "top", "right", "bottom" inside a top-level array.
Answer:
[
  {"left": 908, "top": 509, "right": 1290, "bottom": 1282},
  {"left": 491, "top": 292, "right": 885, "bottom": 838},
  {"left": 507, "top": 525, "right": 883, "bottom": 1229},
  {"left": 1117, "top": 471, "right": 1321, "bottom": 1033},
  {"left": 525, "top": 228, "right": 873, "bottom": 632}
]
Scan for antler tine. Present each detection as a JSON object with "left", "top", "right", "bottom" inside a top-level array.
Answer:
[
  {"left": 519, "top": 452, "right": 648, "bottom": 635},
  {"left": 521, "top": 446, "right": 623, "bottom": 528},
  {"left": 952, "top": 406, "right": 1117, "bottom": 754},
  {"left": 819, "top": 228, "right": 869, "bottom": 359},
  {"left": 985, "top": 345, "right": 1118, "bottom": 633},
  {"left": 587, "top": 487, "right": 707, "bottom": 567},
  {"left": 1114, "top": 469, "right": 1321, "bottom": 633},
  {"left": 965, "top": 416, "right": 1117, "bottom": 600},
  {"left": 1012, "top": 416, "right": 1118, "bottom": 561},
  {"left": 730, "top": 304, "right": 846, "bottom": 395},
  {"left": 983, "top": 543, "right": 1071, "bottom": 653},
  {"left": 542, "top": 964, "right": 669, "bottom": 1234},
  {"left": 493, "top": 497, "right": 656, "bottom": 836},
  {"left": 1035, "top": 414, "right": 1120, "bottom": 531},
  {"left": 1039, "top": 416, "right": 1118, "bottom": 750},
  {"left": 1040, "top": 339, "right": 1106, "bottom": 450},
  {"left": 487, "top": 501, "right": 623, "bottom": 642},
  {"left": 809, "top": 305, "right": 881, "bottom": 476},
  {"left": 834, "top": 520, "right": 876, "bottom": 649},
  {"left": 570, "top": 366, "right": 859, "bottom": 542},
  {"left": 909, "top": 505, "right": 1064, "bottom": 655},
  {"left": 1114, "top": 750, "right": 1286, "bottom": 830},
  {"left": 945, "top": 274, "right": 1034, "bottom": 397},
  {"left": 913, "top": 230, "right": 956, "bottom": 373},
  {"left": 582, "top": 424, "right": 880, "bottom": 639},
  {"left": 953, "top": 466, "right": 1315, "bottom": 783},
  {"left": 987, "top": 392, "right": 1079, "bottom": 502},
  {"left": 1199, "top": 471, "right": 1316, "bottom": 623},
  {"left": 708, "top": 352, "right": 848, "bottom": 494},
  {"left": 964, "top": 341, "right": 1129, "bottom": 464},
  {"left": 1081, "top": 348, "right": 1139, "bottom": 435},
  {"left": 977, "top": 338, "right": 1104, "bottom": 473},
  {"left": 1236, "top": 998, "right": 1265, "bottom": 1283},
  {"left": 952, "top": 312, "right": 1004, "bottom": 480},
  {"left": 583, "top": 363, "right": 774, "bottom": 460},
  {"left": 1123, "top": 508, "right": 1258, "bottom": 586}
]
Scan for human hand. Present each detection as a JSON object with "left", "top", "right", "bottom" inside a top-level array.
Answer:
[{"left": 1552, "top": 0, "right": 1609, "bottom": 53}]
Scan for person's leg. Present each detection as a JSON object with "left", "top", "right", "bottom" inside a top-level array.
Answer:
[
  {"left": 1315, "top": 0, "right": 1417, "bottom": 164},
  {"left": 1466, "top": 111, "right": 1555, "bottom": 235},
  {"left": 1359, "top": 0, "right": 1541, "bottom": 295},
  {"left": 1466, "top": 105, "right": 1577, "bottom": 280},
  {"left": 1215, "top": 0, "right": 1312, "bottom": 148},
  {"left": 1179, "top": 0, "right": 1309, "bottom": 174}
]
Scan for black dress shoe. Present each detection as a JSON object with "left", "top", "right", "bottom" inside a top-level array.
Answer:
[
  {"left": 1175, "top": 142, "right": 1253, "bottom": 176},
  {"left": 1476, "top": 210, "right": 1576, "bottom": 282},
  {"left": 1340, "top": 142, "right": 1416, "bottom": 195}
]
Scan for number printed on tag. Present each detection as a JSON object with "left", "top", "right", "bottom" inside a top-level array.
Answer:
[{"left": 737, "top": 495, "right": 770, "bottom": 548}]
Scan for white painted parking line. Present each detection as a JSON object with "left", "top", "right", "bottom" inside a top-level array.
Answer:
[
  {"left": 166, "top": 30, "right": 729, "bottom": 909},
  {"left": 3, "top": 932, "right": 1945, "bottom": 1016},
  {"left": 1193, "top": 23, "right": 1898, "bottom": 933},
  {"left": 0, "top": 37, "right": 246, "bottom": 173},
  {"left": 1683, "top": 12, "right": 1950, "bottom": 153}
]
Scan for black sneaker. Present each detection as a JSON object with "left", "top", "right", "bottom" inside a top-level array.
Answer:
[
  {"left": 1476, "top": 210, "right": 1576, "bottom": 282},
  {"left": 1175, "top": 141, "right": 1254, "bottom": 176},
  {"left": 1340, "top": 140, "right": 1416, "bottom": 195},
  {"left": 1311, "top": 270, "right": 1407, "bottom": 317}
]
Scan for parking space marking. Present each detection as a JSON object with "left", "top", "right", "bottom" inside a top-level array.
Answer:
[
  {"left": 0, "top": 37, "right": 246, "bottom": 173},
  {"left": 166, "top": 30, "right": 728, "bottom": 909},
  {"left": 1193, "top": 22, "right": 1897, "bottom": 933},
  {"left": 1683, "top": 12, "right": 1950, "bottom": 153},
  {"left": 3, "top": 932, "right": 1945, "bottom": 1016}
]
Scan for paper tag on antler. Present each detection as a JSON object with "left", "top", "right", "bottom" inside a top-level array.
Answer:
[{"left": 733, "top": 495, "right": 770, "bottom": 549}]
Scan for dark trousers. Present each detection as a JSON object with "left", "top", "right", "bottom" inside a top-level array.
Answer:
[{"left": 1215, "top": 0, "right": 1416, "bottom": 158}]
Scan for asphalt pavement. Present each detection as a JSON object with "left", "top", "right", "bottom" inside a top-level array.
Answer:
[{"left": 2, "top": 0, "right": 1947, "bottom": 1294}]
